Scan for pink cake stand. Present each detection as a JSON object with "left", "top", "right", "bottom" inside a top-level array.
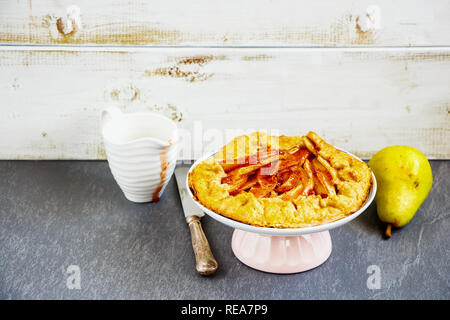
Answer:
[{"left": 187, "top": 151, "right": 377, "bottom": 274}]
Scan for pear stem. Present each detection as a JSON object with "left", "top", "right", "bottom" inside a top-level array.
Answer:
[{"left": 385, "top": 223, "right": 392, "bottom": 239}]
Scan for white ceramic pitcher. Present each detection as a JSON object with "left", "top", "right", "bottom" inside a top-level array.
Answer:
[{"left": 101, "top": 107, "right": 179, "bottom": 203}]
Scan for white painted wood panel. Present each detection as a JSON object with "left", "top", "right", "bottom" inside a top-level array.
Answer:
[
  {"left": 0, "top": 0, "right": 449, "bottom": 46},
  {"left": 0, "top": 46, "right": 449, "bottom": 160}
]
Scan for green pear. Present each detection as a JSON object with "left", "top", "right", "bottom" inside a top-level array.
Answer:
[{"left": 368, "top": 146, "right": 432, "bottom": 238}]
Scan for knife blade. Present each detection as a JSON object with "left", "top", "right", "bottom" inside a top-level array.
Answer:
[
  {"left": 174, "top": 166, "right": 204, "bottom": 218},
  {"left": 174, "top": 166, "right": 218, "bottom": 276}
]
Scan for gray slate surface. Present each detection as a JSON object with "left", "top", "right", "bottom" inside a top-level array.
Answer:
[{"left": 0, "top": 160, "right": 448, "bottom": 300}]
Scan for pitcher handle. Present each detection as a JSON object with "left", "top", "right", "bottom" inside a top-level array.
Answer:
[{"left": 101, "top": 107, "right": 122, "bottom": 129}]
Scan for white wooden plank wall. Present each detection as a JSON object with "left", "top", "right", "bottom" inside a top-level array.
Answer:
[
  {"left": 1, "top": 0, "right": 450, "bottom": 46},
  {"left": 0, "top": 1, "right": 449, "bottom": 159}
]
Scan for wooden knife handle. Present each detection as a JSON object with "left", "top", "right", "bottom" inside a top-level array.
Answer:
[{"left": 186, "top": 216, "right": 218, "bottom": 276}]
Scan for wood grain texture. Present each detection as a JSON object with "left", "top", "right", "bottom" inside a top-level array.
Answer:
[
  {"left": 0, "top": 0, "right": 449, "bottom": 46},
  {"left": 1, "top": 46, "right": 449, "bottom": 160}
]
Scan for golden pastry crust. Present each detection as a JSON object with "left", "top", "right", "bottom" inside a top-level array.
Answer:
[{"left": 188, "top": 131, "right": 373, "bottom": 228}]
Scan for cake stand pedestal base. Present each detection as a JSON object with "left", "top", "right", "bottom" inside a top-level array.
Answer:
[{"left": 231, "top": 229, "right": 332, "bottom": 274}]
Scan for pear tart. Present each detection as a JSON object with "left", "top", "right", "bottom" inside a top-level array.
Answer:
[{"left": 188, "top": 132, "right": 373, "bottom": 228}]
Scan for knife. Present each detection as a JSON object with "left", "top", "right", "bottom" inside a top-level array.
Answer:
[{"left": 174, "top": 166, "right": 218, "bottom": 276}]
